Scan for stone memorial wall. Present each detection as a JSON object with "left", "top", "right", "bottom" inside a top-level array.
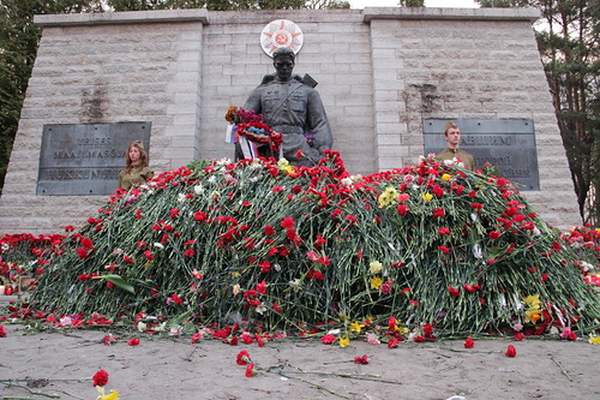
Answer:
[{"left": 0, "top": 7, "right": 579, "bottom": 233}]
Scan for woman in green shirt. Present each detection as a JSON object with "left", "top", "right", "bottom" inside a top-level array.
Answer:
[{"left": 118, "top": 141, "right": 153, "bottom": 190}]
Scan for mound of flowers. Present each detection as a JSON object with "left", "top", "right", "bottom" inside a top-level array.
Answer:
[
  {"left": 0, "top": 233, "right": 64, "bottom": 295},
  {"left": 22, "top": 148, "right": 600, "bottom": 342}
]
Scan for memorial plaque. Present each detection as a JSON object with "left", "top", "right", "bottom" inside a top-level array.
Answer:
[
  {"left": 37, "top": 122, "right": 151, "bottom": 195},
  {"left": 423, "top": 119, "right": 539, "bottom": 190}
]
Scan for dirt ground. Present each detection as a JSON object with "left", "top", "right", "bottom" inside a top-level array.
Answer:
[{"left": 1, "top": 323, "right": 600, "bottom": 400}]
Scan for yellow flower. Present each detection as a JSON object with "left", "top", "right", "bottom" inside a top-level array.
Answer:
[
  {"left": 378, "top": 187, "right": 398, "bottom": 208},
  {"left": 277, "top": 158, "right": 295, "bottom": 175},
  {"left": 524, "top": 309, "right": 541, "bottom": 324},
  {"left": 588, "top": 334, "right": 600, "bottom": 345},
  {"left": 523, "top": 294, "right": 541, "bottom": 310},
  {"left": 98, "top": 390, "right": 120, "bottom": 400},
  {"left": 441, "top": 173, "right": 452, "bottom": 181},
  {"left": 339, "top": 336, "right": 350, "bottom": 348},
  {"left": 421, "top": 192, "right": 433, "bottom": 202},
  {"left": 350, "top": 321, "right": 363, "bottom": 334},
  {"left": 395, "top": 324, "right": 410, "bottom": 335},
  {"left": 370, "top": 276, "right": 383, "bottom": 290},
  {"left": 369, "top": 260, "right": 383, "bottom": 275}
]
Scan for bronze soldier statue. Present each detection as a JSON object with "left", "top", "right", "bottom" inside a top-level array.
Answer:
[{"left": 237, "top": 47, "right": 333, "bottom": 166}]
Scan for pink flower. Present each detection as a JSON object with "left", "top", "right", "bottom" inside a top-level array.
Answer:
[
  {"left": 560, "top": 327, "right": 577, "bottom": 341},
  {"left": 366, "top": 333, "right": 381, "bottom": 345},
  {"left": 191, "top": 332, "right": 203, "bottom": 344}
]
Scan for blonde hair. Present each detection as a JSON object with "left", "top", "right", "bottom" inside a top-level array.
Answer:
[
  {"left": 443, "top": 121, "right": 459, "bottom": 136},
  {"left": 125, "top": 141, "right": 148, "bottom": 171}
]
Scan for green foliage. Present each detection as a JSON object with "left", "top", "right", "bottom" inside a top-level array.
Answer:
[
  {"left": 478, "top": 0, "right": 600, "bottom": 225},
  {"left": 398, "top": 0, "right": 424, "bottom": 7},
  {"left": 0, "top": 0, "right": 102, "bottom": 194}
]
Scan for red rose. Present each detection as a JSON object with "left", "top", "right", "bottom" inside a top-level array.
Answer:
[
  {"left": 245, "top": 363, "right": 255, "bottom": 378},
  {"left": 321, "top": 334, "right": 336, "bottom": 345},
  {"left": 127, "top": 337, "right": 140, "bottom": 346},
  {"left": 236, "top": 350, "right": 252, "bottom": 366},
  {"left": 92, "top": 369, "right": 109, "bottom": 387},
  {"left": 505, "top": 344, "right": 517, "bottom": 357},
  {"left": 464, "top": 336, "right": 475, "bottom": 349},
  {"left": 354, "top": 354, "right": 369, "bottom": 365}
]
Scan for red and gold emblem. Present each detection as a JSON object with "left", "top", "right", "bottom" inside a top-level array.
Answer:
[{"left": 260, "top": 19, "right": 304, "bottom": 58}]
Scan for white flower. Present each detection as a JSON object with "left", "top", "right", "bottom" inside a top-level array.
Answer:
[
  {"left": 169, "top": 326, "right": 183, "bottom": 336},
  {"left": 532, "top": 227, "right": 541, "bottom": 236},
  {"left": 341, "top": 177, "right": 353, "bottom": 186},
  {"left": 498, "top": 293, "right": 507, "bottom": 307},
  {"left": 232, "top": 284, "right": 241, "bottom": 296},
  {"left": 581, "top": 261, "right": 594, "bottom": 272},
  {"left": 193, "top": 184, "right": 204, "bottom": 195},
  {"left": 369, "top": 261, "right": 383, "bottom": 274},
  {"left": 289, "top": 279, "right": 302, "bottom": 291},
  {"left": 255, "top": 304, "right": 267, "bottom": 315},
  {"left": 207, "top": 176, "right": 217, "bottom": 184},
  {"left": 351, "top": 174, "right": 363, "bottom": 182},
  {"left": 274, "top": 263, "right": 281, "bottom": 272},
  {"left": 327, "top": 328, "right": 341, "bottom": 335},
  {"left": 470, "top": 213, "right": 478, "bottom": 222},
  {"left": 472, "top": 244, "right": 483, "bottom": 259},
  {"left": 153, "top": 242, "right": 164, "bottom": 250},
  {"left": 59, "top": 316, "right": 73, "bottom": 327},
  {"left": 177, "top": 193, "right": 187, "bottom": 203},
  {"left": 112, "top": 248, "right": 124, "bottom": 256},
  {"left": 137, "top": 321, "right": 147, "bottom": 332},
  {"left": 249, "top": 176, "right": 260, "bottom": 183}
]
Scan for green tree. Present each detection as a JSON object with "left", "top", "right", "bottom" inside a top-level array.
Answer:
[
  {"left": 0, "top": 1, "right": 102, "bottom": 195},
  {"left": 398, "top": 0, "right": 424, "bottom": 6},
  {"left": 478, "top": 0, "right": 600, "bottom": 224}
]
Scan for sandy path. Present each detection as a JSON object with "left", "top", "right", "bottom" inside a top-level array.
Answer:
[{"left": 1, "top": 324, "right": 599, "bottom": 400}]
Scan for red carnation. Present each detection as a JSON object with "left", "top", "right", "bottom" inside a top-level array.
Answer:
[
  {"left": 414, "top": 335, "right": 425, "bottom": 343},
  {"left": 354, "top": 354, "right": 369, "bottom": 365},
  {"left": 169, "top": 208, "right": 180, "bottom": 219},
  {"left": 321, "top": 334, "right": 336, "bottom": 345},
  {"left": 263, "top": 225, "right": 275, "bottom": 236},
  {"left": 447, "top": 286, "right": 460, "bottom": 297},
  {"left": 437, "top": 245, "right": 450, "bottom": 255},
  {"left": 464, "top": 336, "right": 475, "bottom": 349},
  {"left": 193, "top": 210, "right": 207, "bottom": 222},
  {"left": 488, "top": 230, "right": 501, "bottom": 240},
  {"left": 432, "top": 208, "right": 446, "bottom": 218},
  {"left": 280, "top": 216, "right": 295, "bottom": 229},
  {"left": 396, "top": 204, "right": 409, "bottom": 216},
  {"left": 236, "top": 350, "right": 252, "bottom": 366},
  {"left": 387, "top": 337, "right": 400, "bottom": 348},
  {"left": 438, "top": 227, "right": 450, "bottom": 236},
  {"left": 505, "top": 344, "right": 517, "bottom": 357},
  {"left": 127, "top": 337, "right": 140, "bottom": 346},
  {"left": 0, "top": 325, "right": 6, "bottom": 337},
  {"left": 245, "top": 363, "right": 255, "bottom": 378},
  {"left": 92, "top": 369, "right": 109, "bottom": 387},
  {"left": 514, "top": 332, "right": 525, "bottom": 341},
  {"left": 183, "top": 248, "right": 196, "bottom": 257}
]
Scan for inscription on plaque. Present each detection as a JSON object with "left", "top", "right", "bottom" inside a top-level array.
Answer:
[
  {"left": 423, "top": 119, "right": 540, "bottom": 190},
  {"left": 37, "top": 122, "right": 151, "bottom": 195}
]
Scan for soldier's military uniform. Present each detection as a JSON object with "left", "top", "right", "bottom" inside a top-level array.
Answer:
[
  {"left": 436, "top": 147, "right": 475, "bottom": 170},
  {"left": 240, "top": 74, "right": 333, "bottom": 166}
]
